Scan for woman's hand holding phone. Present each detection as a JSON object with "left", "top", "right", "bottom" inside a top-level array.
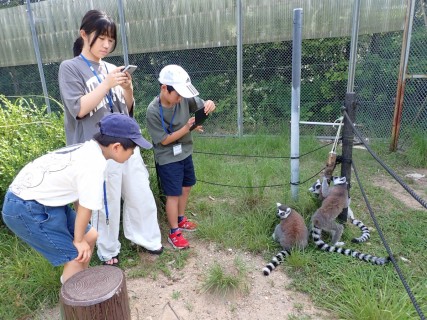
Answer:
[{"left": 121, "top": 65, "right": 137, "bottom": 75}]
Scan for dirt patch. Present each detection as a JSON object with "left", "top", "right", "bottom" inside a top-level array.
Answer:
[
  {"left": 371, "top": 168, "right": 427, "bottom": 211},
  {"left": 36, "top": 239, "right": 331, "bottom": 320}
]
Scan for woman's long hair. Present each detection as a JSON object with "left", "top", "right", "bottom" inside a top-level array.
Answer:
[{"left": 73, "top": 10, "right": 117, "bottom": 57}]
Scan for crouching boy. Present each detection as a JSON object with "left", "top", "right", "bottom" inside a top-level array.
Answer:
[{"left": 1, "top": 113, "right": 152, "bottom": 283}]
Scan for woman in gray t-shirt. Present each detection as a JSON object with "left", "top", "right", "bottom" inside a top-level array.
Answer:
[{"left": 58, "top": 10, "right": 163, "bottom": 267}]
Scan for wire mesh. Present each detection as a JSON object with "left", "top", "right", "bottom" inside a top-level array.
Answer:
[
  {"left": 398, "top": 0, "right": 427, "bottom": 149},
  {"left": 0, "top": 0, "right": 425, "bottom": 147}
]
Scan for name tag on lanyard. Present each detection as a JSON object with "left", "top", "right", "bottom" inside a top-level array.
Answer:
[{"left": 173, "top": 144, "right": 182, "bottom": 156}]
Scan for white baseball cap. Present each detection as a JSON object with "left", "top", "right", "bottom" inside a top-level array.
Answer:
[{"left": 158, "top": 64, "right": 199, "bottom": 98}]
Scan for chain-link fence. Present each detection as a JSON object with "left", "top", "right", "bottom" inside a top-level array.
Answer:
[
  {"left": 0, "top": 0, "right": 425, "bottom": 148},
  {"left": 395, "top": 0, "right": 427, "bottom": 148}
]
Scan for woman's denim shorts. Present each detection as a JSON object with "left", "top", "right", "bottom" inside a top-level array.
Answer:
[{"left": 2, "top": 190, "right": 91, "bottom": 266}]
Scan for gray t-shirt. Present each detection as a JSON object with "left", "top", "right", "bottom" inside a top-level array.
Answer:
[
  {"left": 146, "top": 96, "right": 203, "bottom": 165},
  {"left": 59, "top": 56, "right": 131, "bottom": 145}
]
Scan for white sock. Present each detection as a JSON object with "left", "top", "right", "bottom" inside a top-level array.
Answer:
[{"left": 60, "top": 275, "right": 64, "bottom": 284}]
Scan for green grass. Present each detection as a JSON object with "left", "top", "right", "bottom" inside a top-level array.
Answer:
[
  {"left": 405, "top": 132, "right": 427, "bottom": 167},
  {"left": 201, "top": 256, "right": 249, "bottom": 297},
  {"left": 190, "top": 134, "right": 426, "bottom": 319},
  {"left": 0, "top": 228, "right": 62, "bottom": 319},
  {"left": 1, "top": 98, "right": 426, "bottom": 319}
]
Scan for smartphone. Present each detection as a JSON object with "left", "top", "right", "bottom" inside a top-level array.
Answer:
[
  {"left": 121, "top": 65, "right": 137, "bottom": 75},
  {"left": 189, "top": 107, "right": 209, "bottom": 131}
]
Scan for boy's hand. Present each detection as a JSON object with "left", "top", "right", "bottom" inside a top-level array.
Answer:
[
  {"left": 73, "top": 239, "right": 92, "bottom": 263},
  {"left": 204, "top": 100, "right": 216, "bottom": 114},
  {"left": 187, "top": 116, "right": 196, "bottom": 130}
]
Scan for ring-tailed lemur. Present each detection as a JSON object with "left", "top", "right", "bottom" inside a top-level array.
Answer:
[
  {"left": 309, "top": 176, "right": 370, "bottom": 243},
  {"left": 262, "top": 203, "right": 308, "bottom": 276},
  {"left": 310, "top": 176, "right": 389, "bottom": 265}
]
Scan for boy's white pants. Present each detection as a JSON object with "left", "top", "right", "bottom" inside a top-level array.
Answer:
[{"left": 91, "top": 148, "right": 162, "bottom": 261}]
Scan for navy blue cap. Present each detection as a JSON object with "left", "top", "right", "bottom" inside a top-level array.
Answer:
[{"left": 99, "top": 113, "right": 152, "bottom": 149}]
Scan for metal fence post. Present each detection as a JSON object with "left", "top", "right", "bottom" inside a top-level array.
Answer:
[
  {"left": 338, "top": 0, "right": 360, "bottom": 223},
  {"left": 236, "top": 0, "right": 243, "bottom": 137},
  {"left": 347, "top": 0, "right": 360, "bottom": 93},
  {"left": 290, "top": 8, "right": 303, "bottom": 200},
  {"left": 390, "top": 0, "right": 416, "bottom": 151},
  {"left": 25, "top": 0, "right": 51, "bottom": 113},
  {"left": 117, "top": 0, "right": 129, "bottom": 66}
]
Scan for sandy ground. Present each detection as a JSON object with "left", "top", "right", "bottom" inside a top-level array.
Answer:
[
  {"left": 37, "top": 238, "right": 330, "bottom": 320},
  {"left": 125, "top": 240, "right": 330, "bottom": 320},
  {"left": 372, "top": 168, "right": 427, "bottom": 211}
]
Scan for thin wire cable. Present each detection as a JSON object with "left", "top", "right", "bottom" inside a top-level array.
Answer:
[
  {"left": 352, "top": 160, "right": 425, "bottom": 320},
  {"left": 293, "top": 166, "right": 326, "bottom": 186},
  {"left": 194, "top": 151, "right": 289, "bottom": 159},
  {"left": 149, "top": 164, "right": 324, "bottom": 188},
  {"left": 196, "top": 165, "right": 325, "bottom": 189},
  {"left": 196, "top": 179, "right": 285, "bottom": 188},
  {"left": 343, "top": 111, "right": 427, "bottom": 210},
  {"left": 194, "top": 140, "right": 334, "bottom": 159},
  {"left": 150, "top": 143, "right": 333, "bottom": 189}
]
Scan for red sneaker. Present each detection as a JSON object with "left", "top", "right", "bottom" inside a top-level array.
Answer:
[
  {"left": 178, "top": 216, "right": 198, "bottom": 231},
  {"left": 168, "top": 230, "right": 190, "bottom": 249}
]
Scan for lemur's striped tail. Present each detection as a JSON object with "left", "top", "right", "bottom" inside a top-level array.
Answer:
[
  {"left": 311, "top": 227, "right": 389, "bottom": 265},
  {"left": 262, "top": 250, "right": 291, "bottom": 276},
  {"left": 351, "top": 218, "right": 371, "bottom": 243}
]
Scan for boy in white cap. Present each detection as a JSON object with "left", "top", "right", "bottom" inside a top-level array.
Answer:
[
  {"left": 146, "top": 65, "right": 216, "bottom": 249},
  {"left": 2, "top": 113, "right": 152, "bottom": 283}
]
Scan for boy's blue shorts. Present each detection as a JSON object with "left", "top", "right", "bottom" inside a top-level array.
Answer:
[
  {"left": 2, "top": 190, "right": 92, "bottom": 266},
  {"left": 156, "top": 155, "right": 196, "bottom": 196}
]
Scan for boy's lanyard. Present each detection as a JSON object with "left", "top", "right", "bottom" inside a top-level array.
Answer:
[
  {"left": 80, "top": 54, "right": 115, "bottom": 113},
  {"left": 158, "top": 97, "right": 177, "bottom": 134},
  {"left": 103, "top": 181, "right": 110, "bottom": 225}
]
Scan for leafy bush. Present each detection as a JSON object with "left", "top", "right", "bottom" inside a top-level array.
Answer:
[{"left": 0, "top": 95, "right": 65, "bottom": 217}]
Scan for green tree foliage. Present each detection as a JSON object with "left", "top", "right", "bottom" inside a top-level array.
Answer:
[
  {"left": 0, "top": 0, "right": 45, "bottom": 9},
  {"left": 0, "top": 95, "right": 65, "bottom": 217},
  {"left": 2, "top": 21, "right": 426, "bottom": 138}
]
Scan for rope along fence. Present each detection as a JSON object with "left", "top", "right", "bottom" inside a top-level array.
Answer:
[
  {"left": 351, "top": 161, "right": 425, "bottom": 320},
  {"left": 344, "top": 110, "right": 426, "bottom": 320},
  {"left": 343, "top": 111, "right": 427, "bottom": 210}
]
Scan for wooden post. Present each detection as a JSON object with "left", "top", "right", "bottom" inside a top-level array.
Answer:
[{"left": 60, "top": 266, "right": 131, "bottom": 320}]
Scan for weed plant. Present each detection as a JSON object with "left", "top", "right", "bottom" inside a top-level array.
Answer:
[
  {"left": 201, "top": 256, "right": 249, "bottom": 297},
  {"left": 1, "top": 97, "right": 426, "bottom": 319}
]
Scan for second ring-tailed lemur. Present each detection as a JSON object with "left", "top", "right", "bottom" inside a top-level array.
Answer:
[
  {"left": 310, "top": 176, "right": 389, "bottom": 265},
  {"left": 309, "top": 176, "right": 370, "bottom": 243}
]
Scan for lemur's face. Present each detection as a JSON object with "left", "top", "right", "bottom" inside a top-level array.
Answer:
[
  {"left": 276, "top": 203, "right": 291, "bottom": 219},
  {"left": 309, "top": 179, "right": 321, "bottom": 195}
]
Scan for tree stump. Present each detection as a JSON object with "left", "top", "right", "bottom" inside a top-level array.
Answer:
[{"left": 60, "top": 265, "right": 131, "bottom": 320}]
